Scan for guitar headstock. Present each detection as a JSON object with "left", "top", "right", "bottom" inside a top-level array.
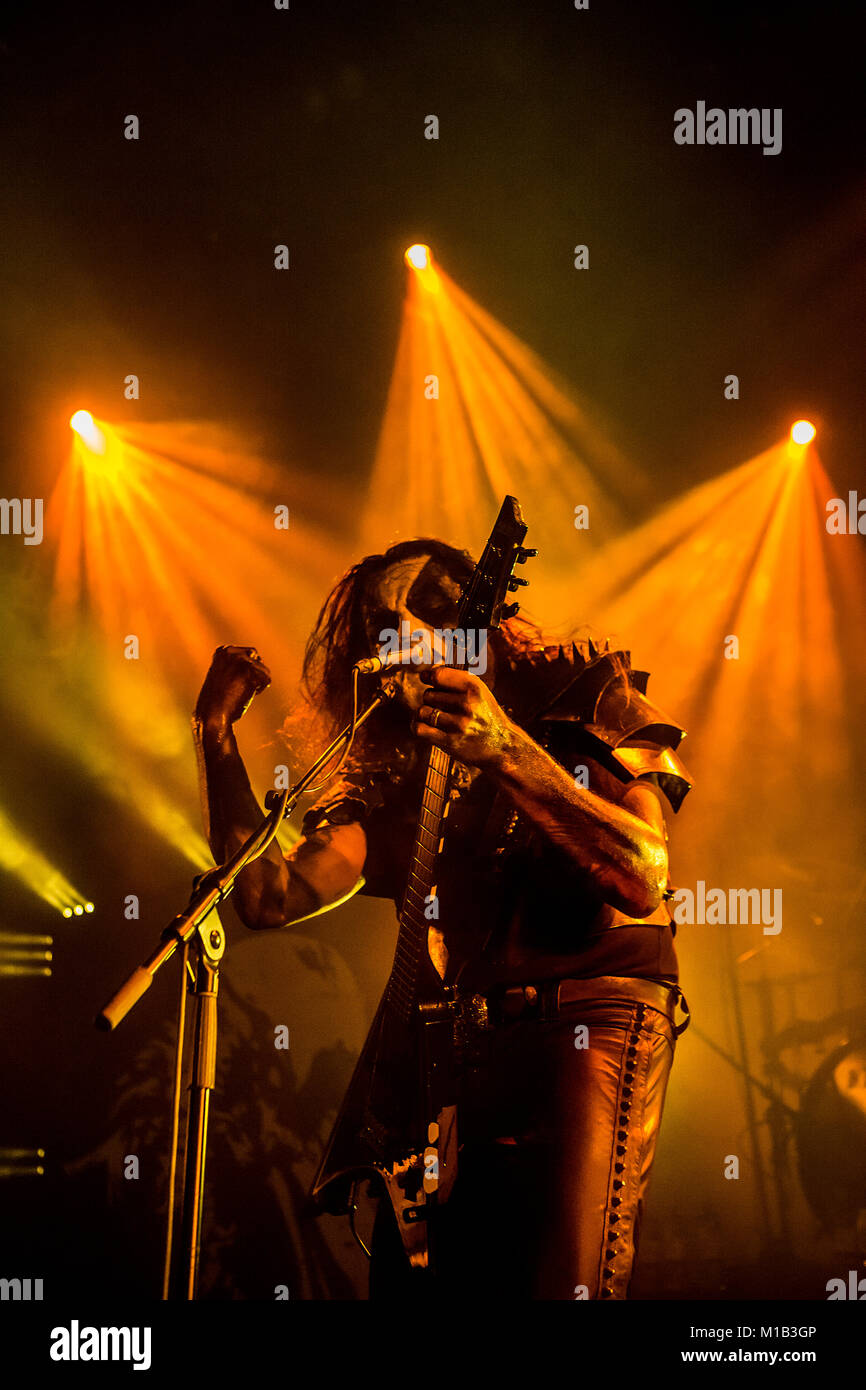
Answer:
[{"left": 457, "top": 496, "right": 537, "bottom": 633}]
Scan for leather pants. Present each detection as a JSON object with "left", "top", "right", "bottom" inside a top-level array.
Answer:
[{"left": 369, "top": 978, "right": 680, "bottom": 1300}]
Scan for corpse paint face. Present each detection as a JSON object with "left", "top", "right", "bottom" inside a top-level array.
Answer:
[{"left": 363, "top": 553, "right": 465, "bottom": 711}]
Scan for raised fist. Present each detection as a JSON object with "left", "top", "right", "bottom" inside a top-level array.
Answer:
[{"left": 194, "top": 645, "right": 272, "bottom": 733}]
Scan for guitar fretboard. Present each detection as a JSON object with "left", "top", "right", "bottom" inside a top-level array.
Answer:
[{"left": 386, "top": 744, "right": 452, "bottom": 1021}]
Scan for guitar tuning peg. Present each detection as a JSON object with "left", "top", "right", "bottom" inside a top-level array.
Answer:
[
  {"left": 507, "top": 576, "right": 529, "bottom": 591},
  {"left": 516, "top": 548, "right": 538, "bottom": 564},
  {"left": 502, "top": 602, "right": 521, "bottom": 620}
]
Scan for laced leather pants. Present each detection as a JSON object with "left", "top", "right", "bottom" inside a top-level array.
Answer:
[{"left": 369, "top": 981, "right": 679, "bottom": 1300}]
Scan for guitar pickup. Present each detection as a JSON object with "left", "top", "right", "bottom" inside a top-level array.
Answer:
[
  {"left": 417, "top": 1000, "right": 454, "bottom": 1019},
  {"left": 402, "top": 1206, "right": 428, "bottom": 1224}
]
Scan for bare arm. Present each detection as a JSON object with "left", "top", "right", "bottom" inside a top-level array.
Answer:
[
  {"left": 414, "top": 666, "right": 669, "bottom": 917},
  {"left": 193, "top": 646, "right": 366, "bottom": 930},
  {"left": 485, "top": 732, "right": 668, "bottom": 916}
]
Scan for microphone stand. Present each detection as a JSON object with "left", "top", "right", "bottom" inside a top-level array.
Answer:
[{"left": 95, "top": 681, "right": 395, "bottom": 1300}]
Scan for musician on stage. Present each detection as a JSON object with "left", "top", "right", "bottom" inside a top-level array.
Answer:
[{"left": 192, "top": 537, "right": 692, "bottom": 1300}]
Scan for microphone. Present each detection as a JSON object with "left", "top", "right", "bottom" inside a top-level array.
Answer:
[{"left": 354, "top": 638, "right": 446, "bottom": 675}]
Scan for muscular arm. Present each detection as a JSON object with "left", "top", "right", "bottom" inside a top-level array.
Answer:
[
  {"left": 193, "top": 647, "right": 366, "bottom": 931},
  {"left": 415, "top": 667, "right": 669, "bottom": 917},
  {"left": 486, "top": 728, "right": 669, "bottom": 916}
]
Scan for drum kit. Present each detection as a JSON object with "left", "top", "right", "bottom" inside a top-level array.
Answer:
[
  {"left": 795, "top": 1032, "right": 866, "bottom": 1231},
  {"left": 700, "top": 860, "right": 866, "bottom": 1248}
]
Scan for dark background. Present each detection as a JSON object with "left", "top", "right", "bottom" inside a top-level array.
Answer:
[
  {"left": 1, "top": 0, "right": 864, "bottom": 1303},
  {"left": 3, "top": 0, "right": 864, "bottom": 494}
]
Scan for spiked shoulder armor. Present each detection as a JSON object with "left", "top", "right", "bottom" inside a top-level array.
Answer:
[{"left": 502, "top": 639, "right": 693, "bottom": 813}]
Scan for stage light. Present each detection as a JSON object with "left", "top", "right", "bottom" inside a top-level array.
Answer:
[
  {"left": 404, "top": 243, "right": 431, "bottom": 270},
  {"left": 363, "top": 254, "right": 639, "bottom": 579},
  {"left": 69, "top": 410, "right": 106, "bottom": 454},
  {"left": 84, "top": 902, "right": 94, "bottom": 913},
  {"left": 43, "top": 418, "right": 321, "bottom": 866},
  {"left": 0, "top": 809, "right": 91, "bottom": 914},
  {"left": 72, "top": 905, "right": 84, "bottom": 916},
  {"left": 791, "top": 419, "right": 816, "bottom": 445},
  {"left": 0, "top": 931, "right": 53, "bottom": 977}
]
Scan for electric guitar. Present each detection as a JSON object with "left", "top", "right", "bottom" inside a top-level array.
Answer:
[{"left": 310, "top": 496, "right": 534, "bottom": 1269}]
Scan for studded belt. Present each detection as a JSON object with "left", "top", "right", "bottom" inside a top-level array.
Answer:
[{"left": 478, "top": 974, "right": 690, "bottom": 1034}]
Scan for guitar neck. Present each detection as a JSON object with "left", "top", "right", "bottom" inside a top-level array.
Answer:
[{"left": 386, "top": 745, "right": 452, "bottom": 1021}]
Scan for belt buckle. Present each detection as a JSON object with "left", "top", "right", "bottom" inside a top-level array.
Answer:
[
  {"left": 501, "top": 984, "right": 541, "bottom": 1021},
  {"left": 454, "top": 992, "right": 491, "bottom": 1049}
]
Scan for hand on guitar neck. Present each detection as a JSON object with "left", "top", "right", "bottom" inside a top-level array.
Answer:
[{"left": 413, "top": 665, "right": 517, "bottom": 770}]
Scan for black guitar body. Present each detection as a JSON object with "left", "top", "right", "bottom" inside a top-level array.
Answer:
[{"left": 311, "top": 960, "right": 459, "bottom": 1266}]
